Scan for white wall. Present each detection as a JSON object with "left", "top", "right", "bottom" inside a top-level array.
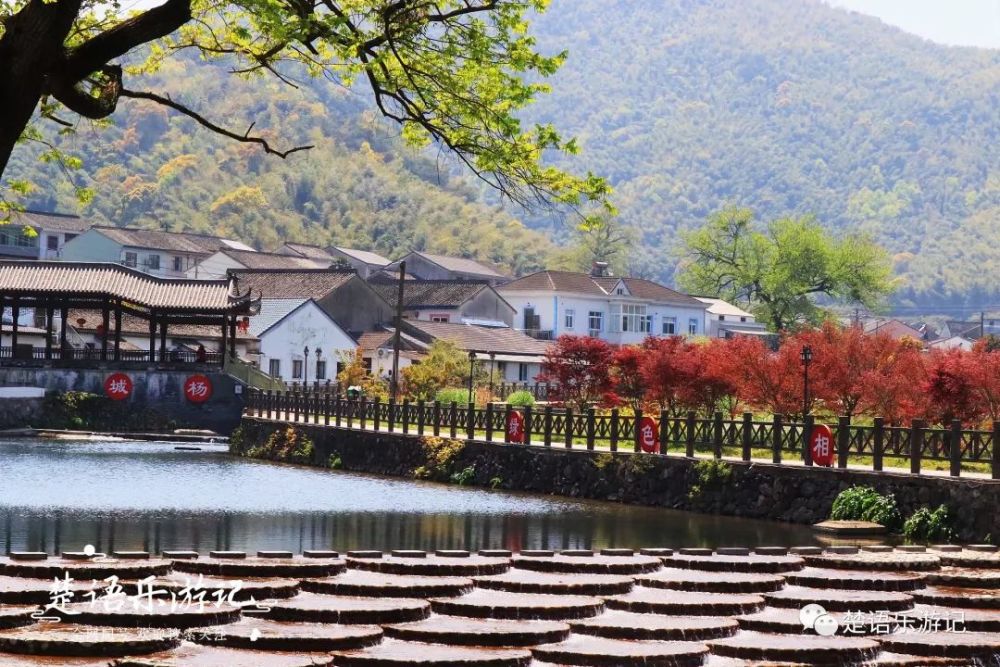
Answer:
[
  {"left": 258, "top": 302, "right": 356, "bottom": 382},
  {"left": 185, "top": 252, "right": 243, "bottom": 280}
]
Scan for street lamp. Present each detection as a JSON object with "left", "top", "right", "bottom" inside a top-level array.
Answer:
[
  {"left": 488, "top": 351, "right": 496, "bottom": 399},
  {"left": 800, "top": 345, "right": 813, "bottom": 417},
  {"left": 315, "top": 347, "right": 322, "bottom": 382},
  {"left": 303, "top": 345, "right": 310, "bottom": 387},
  {"left": 467, "top": 351, "right": 477, "bottom": 404}
]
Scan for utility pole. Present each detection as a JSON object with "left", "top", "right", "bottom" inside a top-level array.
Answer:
[
  {"left": 390, "top": 260, "right": 406, "bottom": 401},
  {"left": 982, "top": 310, "right": 986, "bottom": 339}
]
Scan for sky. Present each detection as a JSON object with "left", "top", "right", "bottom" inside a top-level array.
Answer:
[{"left": 827, "top": 0, "right": 1000, "bottom": 48}]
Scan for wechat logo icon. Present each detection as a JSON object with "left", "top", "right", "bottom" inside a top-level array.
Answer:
[{"left": 800, "top": 603, "right": 839, "bottom": 637}]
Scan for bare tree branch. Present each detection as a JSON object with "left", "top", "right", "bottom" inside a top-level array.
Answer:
[{"left": 119, "top": 88, "right": 314, "bottom": 158}]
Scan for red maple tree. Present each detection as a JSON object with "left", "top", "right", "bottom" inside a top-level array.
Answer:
[{"left": 538, "top": 335, "right": 616, "bottom": 410}]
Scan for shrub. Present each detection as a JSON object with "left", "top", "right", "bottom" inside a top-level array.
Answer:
[
  {"left": 687, "top": 459, "right": 733, "bottom": 501},
  {"left": 506, "top": 390, "right": 535, "bottom": 407},
  {"left": 450, "top": 466, "right": 476, "bottom": 486},
  {"left": 413, "top": 437, "right": 466, "bottom": 482},
  {"left": 829, "top": 486, "right": 902, "bottom": 530},
  {"left": 903, "top": 505, "right": 956, "bottom": 543},
  {"left": 235, "top": 426, "right": 314, "bottom": 464},
  {"left": 435, "top": 387, "right": 470, "bottom": 405}
]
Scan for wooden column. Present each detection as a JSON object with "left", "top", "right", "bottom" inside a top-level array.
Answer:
[
  {"left": 220, "top": 316, "right": 228, "bottom": 367},
  {"left": 113, "top": 302, "right": 122, "bottom": 362},
  {"left": 229, "top": 315, "right": 237, "bottom": 359},
  {"left": 100, "top": 301, "right": 110, "bottom": 361},
  {"left": 148, "top": 315, "right": 157, "bottom": 363},
  {"left": 11, "top": 297, "right": 19, "bottom": 352},
  {"left": 159, "top": 317, "right": 167, "bottom": 362},
  {"left": 59, "top": 305, "right": 68, "bottom": 358}
]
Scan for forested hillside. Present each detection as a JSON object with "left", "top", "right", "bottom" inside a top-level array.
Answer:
[
  {"left": 526, "top": 0, "right": 1000, "bottom": 308},
  {"left": 4, "top": 54, "right": 554, "bottom": 276},
  {"left": 5, "top": 0, "right": 999, "bottom": 307}
]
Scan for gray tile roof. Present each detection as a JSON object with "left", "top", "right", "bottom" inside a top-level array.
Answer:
[
  {"left": 231, "top": 269, "right": 357, "bottom": 300},
  {"left": 333, "top": 247, "right": 391, "bottom": 267},
  {"left": 247, "top": 298, "right": 309, "bottom": 336},
  {"left": 10, "top": 210, "right": 92, "bottom": 233},
  {"left": 93, "top": 226, "right": 253, "bottom": 254},
  {"left": 402, "top": 320, "right": 551, "bottom": 356},
  {"left": 371, "top": 280, "right": 489, "bottom": 309},
  {"left": 501, "top": 271, "right": 704, "bottom": 306},
  {"left": 405, "top": 251, "right": 507, "bottom": 278}
]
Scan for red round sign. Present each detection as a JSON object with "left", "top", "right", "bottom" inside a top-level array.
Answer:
[
  {"left": 103, "top": 372, "right": 133, "bottom": 401},
  {"left": 184, "top": 374, "right": 213, "bottom": 404},
  {"left": 506, "top": 410, "right": 525, "bottom": 444},
  {"left": 637, "top": 416, "right": 659, "bottom": 453},
  {"left": 810, "top": 423, "right": 836, "bottom": 467}
]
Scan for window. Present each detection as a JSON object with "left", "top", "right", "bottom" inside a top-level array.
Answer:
[
  {"left": 292, "top": 359, "right": 303, "bottom": 379},
  {"left": 268, "top": 359, "right": 281, "bottom": 377},
  {"left": 616, "top": 287, "right": 624, "bottom": 295},
  {"left": 315, "top": 360, "right": 327, "bottom": 380},
  {"left": 173, "top": 256, "right": 183, "bottom": 272},
  {"left": 740, "top": 316, "right": 747, "bottom": 322},
  {"left": 146, "top": 254, "right": 160, "bottom": 270},
  {"left": 642, "top": 314, "right": 652, "bottom": 333},
  {"left": 362, "top": 357, "right": 372, "bottom": 373},
  {"left": 522, "top": 306, "right": 539, "bottom": 330},
  {"left": 564, "top": 309, "right": 575, "bottom": 329},
  {"left": 718, "top": 314, "right": 725, "bottom": 321},
  {"left": 662, "top": 317, "right": 676, "bottom": 335},
  {"left": 46, "top": 236, "right": 59, "bottom": 251},
  {"left": 620, "top": 304, "right": 647, "bottom": 332},
  {"left": 124, "top": 252, "right": 137, "bottom": 268},
  {"left": 430, "top": 314, "right": 450, "bottom": 323},
  {"left": 688, "top": 318, "right": 698, "bottom": 335},
  {"left": 0, "top": 232, "right": 8, "bottom": 246},
  {"left": 497, "top": 361, "right": 507, "bottom": 376},
  {"left": 518, "top": 363, "right": 529, "bottom": 382},
  {"left": 588, "top": 311, "right": 603, "bottom": 336},
  {"left": 64, "top": 233, "right": 77, "bottom": 243}
]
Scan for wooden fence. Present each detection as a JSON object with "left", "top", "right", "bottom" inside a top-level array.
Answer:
[{"left": 244, "top": 390, "right": 1000, "bottom": 479}]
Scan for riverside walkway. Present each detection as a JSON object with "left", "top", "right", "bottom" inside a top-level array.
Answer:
[{"left": 0, "top": 546, "right": 998, "bottom": 664}]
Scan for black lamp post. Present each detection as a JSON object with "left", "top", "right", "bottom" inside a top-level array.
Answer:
[
  {"left": 315, "top": 347, "right": 322, "bottom": 381},
  {"left": 467, "top": 351, "right": 477, "bottom": 403},
  {"left": 303, "top": 345, "right": 310, "bottom": 386},
  {"left": 488, "top": 351, "right": 496, "bottom": 398},
  {"left": 800, "top": 345, "right": 813, "bottom": 417}
]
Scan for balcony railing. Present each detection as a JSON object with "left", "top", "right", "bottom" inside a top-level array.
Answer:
[{"left": 0, "top": 346, "right": 223, "bottom": 366}]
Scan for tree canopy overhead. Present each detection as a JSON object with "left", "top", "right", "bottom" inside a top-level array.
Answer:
[
  {"left": 678, "top": 207, "right": 896, "bottom": 332},
  {"left": 0, "top": 0, "right": 611, "bottom": 214}
]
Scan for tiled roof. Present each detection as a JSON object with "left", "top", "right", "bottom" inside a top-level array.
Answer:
[
  {"left": 0, "top": 261, "right": 248, "bottom": 311},
  {"left": 406, "top": 251, "right": 507, "bottom": 278},
  {"left": 355, "top": 330, "right": 394, "bottom": 350},
  {"left": 501, "top": 270, "right": 704, "bottom": 306},
  {"left": 333, "top": 247, "right": 391, "bottom": 267},
  {"left": 247, "top": 299, "right": 309, "bottom": 336},
  {"left": 230, "top": 269, "right": 357, "bottom": 300},
  {"left": 371, "top": 280, "right": 490, "bottom": 309},
  {"left": 402, "top": 320, "right": 551, "bottom": 356},
  {"left": 92, "top": 226, "right": 252, "bottom": 254},
  {"left": 864, "top": 319, "right": 925, "bottom": 341},
  {"left": 221, "top": 250, "right": 325, "bottom": 270},
  {"left": 69, "top": 309, "right": 255, "bottom": 340},
  {"left": 10, "top": 210, "right": 92, "bottom": 233},
  {"left": 280, "top": 243, "right": 336, "bottom": 261}
]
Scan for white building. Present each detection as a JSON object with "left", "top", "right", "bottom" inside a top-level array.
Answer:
[
  {"left": 0, "top": 210, "right": 91, "bottom": 260},
  {"left": 186, "top": 249, "right": 326, "bottom": 280},
  {"left": 60, "top": 226, "right": 254, "bottom": 278},
  {"left": 498, "top": 267, "right": 709, "bottom": 345},
  {"left": 693, "top": 297, "right": 769, "bottom": 338},
  {"left": 248, "top": 298, "right": 357, "bottom": 383},
  {"left": 387, "top": 251, "right": 508, "bottom": 285}
]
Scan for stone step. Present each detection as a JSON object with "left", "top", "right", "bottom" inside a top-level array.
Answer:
[
  {"left": 429, "top": 589, "right": 604, "bottom": 621},
  {"left": 0, "top": 624, "right": 179, "bottom": 657},
  {"left": 384, "top": 616, "right": 570, "bottom": 646},
  {"left": 570, "top": 610, "right": 738, "bottom": 641},
  {"left": 184, "top": 617, "right": 382, "bottom": 651},
  {"left": 636, "top": 568, "right": 786, "bottom": 594},
  {"left": 302, "top": 570, "right": 473, "bottom": 598},
  {"left": 474, "top": 569, "right": 634, "bottom": 596},
  {"left": 510, "top": 553, "right": 660, "bottom": 575},
  {"left": 265, "top": 592, "right": 429, "bottom": 624},
  {"left": 605, "top": 589, "right": 766, "bottom": 616}
]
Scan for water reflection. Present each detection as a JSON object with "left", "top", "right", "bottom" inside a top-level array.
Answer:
[{"left": 0, "top": 439, "right": 820, "bottom": 553}]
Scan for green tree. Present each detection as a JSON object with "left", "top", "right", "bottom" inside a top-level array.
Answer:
[
  {"left": 0, "top": 0, "right": 611, "bottom": 216},
  {"left": 678, "top": 207, "right": 895, "bottom": 332},
  {"left": 401, "top": 340, "right": 483, "bottom": 401},
  {"left": 552, "top": 214, "right": 635, "bottom": 275}
]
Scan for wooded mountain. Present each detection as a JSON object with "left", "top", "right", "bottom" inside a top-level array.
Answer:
[{"left": 6, "top": 0, "right": 999, "bottom": 308}]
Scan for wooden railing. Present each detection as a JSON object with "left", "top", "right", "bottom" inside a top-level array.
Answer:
[{"left": 243, "top": 390, "right": 1000, "bottom": 479}]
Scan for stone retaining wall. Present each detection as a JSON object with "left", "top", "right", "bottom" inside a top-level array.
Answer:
[{"left": 237, "top": 418, "right": 1000, "bottom": 543}]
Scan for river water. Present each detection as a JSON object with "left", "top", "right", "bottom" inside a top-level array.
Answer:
[{"left": 0, "top": 438, "right": 820, "bottom": 553}]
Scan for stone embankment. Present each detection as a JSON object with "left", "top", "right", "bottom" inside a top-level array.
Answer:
[
  {"left": 0, "top": 545, "right": 997, "bottom": 665},
  {"left": 235, "top": 419, "right": 1000, "bottom": 543}
]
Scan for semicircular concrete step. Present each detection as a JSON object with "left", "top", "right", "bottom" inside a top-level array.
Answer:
[
  {"left": 636, "top": 568, "right": 785, "bottom": 593},
  {"left": 347, "top": 555, "right": 509, "bottom": 577},
  {"left": 735, "top": 607, "right": 875, "bottom": 635},
  {"left": 53, "top": 599, "right": 242, "bottom": 628},
  {"left": 531, "top": 636, "right": 709, "bottom": 666},
  {"left": 265, "top": 592, "right": 429, "bottom": 624},
  {"left": 605, "top": 589, "right": 765, "bottom": 616},
  {"left": 473, "top": 570, "right": 634, "bottom": 596},
  {"left": 184, "top": 617, "right": 382, "bottom": 651},
  {"left": 384, "top": 615, "right": 570, "bottom": 646},
  {"left": 0, "top": 558, "right": 172, "bottom": 580},
  {"left": 935, "top": 550, "right": 1000, "bottom": 569},
  {"left": 330, "top": 638, "right": 533, "bottom": 666},
  {"left": 510, "top": 554, "right": 660, "bottom": 575},
  {"left": 784, "top": 567, "right": 926, "bottom": 592},
  {"left": 876, "top": 631, "right": 1000, "bottom": 658},
  {"left": 302, "top": 570, "right": 473, "bottom": 598},
  {"left": 172, "top": 556, "right": 344, "bottom": 578},
  {"left": 429, "top": 590, "right": 604, "bottom": 620},
  {"left": 0, "top": 624, "right": 179, "bottom": 657},
  {"left": 110, "top": 643, "right": 337, "bottom": 666},
  {"left": 707, "top": 632, "right": 880, "bottom": 664},
  {"left": 764, "top": 586, "right": 914, "bottom": 612},
  {"left": 925, "top": 567, "right": 1000, "bottom": 588},
  {"left": 0, "top": 606, "right": 36, "bottom": 631},
  {"left": 570, "top": 610, "right": 738, "bottom": 641},
  {"left": 910, "top": 585, "right": 1000, "bottom": 609},
  {"left": 662, "top": 554, "right": 804, "bottom": 574},
  {"left": 802, "top": 552, "right": 941, "bottom": 572}
]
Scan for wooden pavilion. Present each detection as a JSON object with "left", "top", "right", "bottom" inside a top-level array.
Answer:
[{"left": 0, "top": 261, "right": 259, "bottom": 366}]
